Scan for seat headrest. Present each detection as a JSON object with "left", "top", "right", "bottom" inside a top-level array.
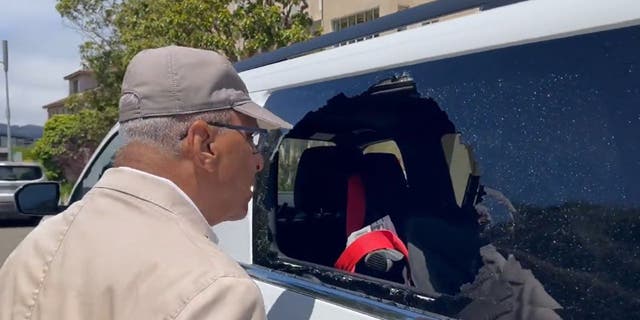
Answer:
[
  {"left": 294, "top": 146, "right": 361, "bottom": 213},
  {"left": 361, "top": 153, "right": 408, "bottom": 221}
]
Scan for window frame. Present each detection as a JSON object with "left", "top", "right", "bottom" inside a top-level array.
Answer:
[{"left": 68, "top": 127, "right": 121, "bottom": 205}]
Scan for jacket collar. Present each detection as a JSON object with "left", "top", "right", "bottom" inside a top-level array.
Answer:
[{"left": 93, "top": 167, "right": 217, "bottom": 242}]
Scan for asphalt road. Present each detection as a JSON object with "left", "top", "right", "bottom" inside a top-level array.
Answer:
[{"left": 0, "top": 223, "right": 37, "bottom": 266}]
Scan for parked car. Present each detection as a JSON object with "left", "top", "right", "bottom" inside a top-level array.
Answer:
[
  {"left": 0, "top": 162, "right": 45, "bottom": 222},
  {"left": 15, "top": 0, "right": 640, "bottom": 318}
]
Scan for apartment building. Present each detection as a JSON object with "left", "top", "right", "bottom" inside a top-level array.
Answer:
[{"left": 308, "top": 0, "right": 479, "bottom": 37}]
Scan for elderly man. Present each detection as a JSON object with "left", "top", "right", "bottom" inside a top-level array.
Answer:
[{"left": 0, "top": 46, "right": 291, "bottom": 320}]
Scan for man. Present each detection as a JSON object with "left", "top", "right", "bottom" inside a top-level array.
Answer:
[{"left": 0, "top": 46, "right": 292, "bottom": 320}]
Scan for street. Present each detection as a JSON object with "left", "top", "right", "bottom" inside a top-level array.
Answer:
[{"left": 0, "top": 225, "right": 35, "bottom": 266}]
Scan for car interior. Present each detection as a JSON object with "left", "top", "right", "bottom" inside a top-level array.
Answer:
[{"left": 265, "top": 76, "right": 486, "bottom": 296}]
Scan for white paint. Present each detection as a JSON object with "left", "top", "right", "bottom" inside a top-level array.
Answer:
[
  {"left": 211, "top": 202, "right": 253, "bottom": 264},
  {"left": 256, "top": 280, "right": 381, "bottom": 320}
]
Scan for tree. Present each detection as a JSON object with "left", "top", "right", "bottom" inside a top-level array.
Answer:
[
  {"left": 38, "top": 0, "right": 316, "bottom": 182},
  {"left": 32, "top": 107, "right": 118, "bottom": 182},
  {"left": 114, "top": 0, "right": 315, "bottom": 62}
]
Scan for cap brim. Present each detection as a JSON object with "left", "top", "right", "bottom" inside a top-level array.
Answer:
[{"left": 233, "top": 101, "right": 293, "bottom": 130}]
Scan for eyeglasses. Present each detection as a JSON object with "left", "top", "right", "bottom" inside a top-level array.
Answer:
[
  {"left": 179, "top": 121, "right": 268, "bottom": 155},
  {"left": 211, "top": 122, "right": 268, "bottom": 155}
]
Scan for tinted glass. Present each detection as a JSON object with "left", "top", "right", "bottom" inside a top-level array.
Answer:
[
  {"left": 256, "top": 26, "right": 640, "bottom": 318},
  {"left": 0, "top": 166, "right": 42, "bottom": 181},
  {"left": 15, "top": 183, "right": 60, "bottom": 215}
]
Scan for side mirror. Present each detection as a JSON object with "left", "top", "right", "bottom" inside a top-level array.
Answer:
[{"left": 15, "top": 182, "right": 64, "bottom": 215}]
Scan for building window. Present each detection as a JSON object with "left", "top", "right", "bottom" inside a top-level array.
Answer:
[
  {"left": 330, "top": 7, "right": 380, "bottom": 46},
  {"left": 331, "top": 7, "right": 379, "bottom": 32}
]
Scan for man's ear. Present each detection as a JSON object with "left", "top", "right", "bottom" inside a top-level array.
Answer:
[{"left": 183, "top": 120, "right": 218, "bottom": 171}]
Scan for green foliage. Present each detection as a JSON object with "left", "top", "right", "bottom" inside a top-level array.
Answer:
[
  {"left": 59, "top": 180, "right": 75, "bottom": 203},
  {"left": 56, "top": 0, "right": 316, "bottom": 77},
  {"left": 32, "top": 107, "right": 117, "bottom": 182},
  {"left": 45, "top": 0, "right": 316, "bottom": 182},
  {"left": 12, "top": 145, "right": 36, "bottom": 161},
  {"left": 113, "top": 0, "right": 315, "bottom": 62}
]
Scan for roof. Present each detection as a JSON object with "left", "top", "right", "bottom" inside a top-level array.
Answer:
[
  {"left": 42, "top": 96, "right": 67, "bottom": 109},
  {"left": 63, "top": 69, "right": 94, "bottom": 80}
]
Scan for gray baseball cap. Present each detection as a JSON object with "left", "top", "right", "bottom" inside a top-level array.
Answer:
[{"left": 118, "top": 45, "right": 292, "bottom": 130}]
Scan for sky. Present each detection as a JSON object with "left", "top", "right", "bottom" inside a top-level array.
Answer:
[{"left": 0, "top": 0, "right": 84, "bottom": 126}]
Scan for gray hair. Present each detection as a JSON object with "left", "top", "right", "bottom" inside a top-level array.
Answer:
[{"left": 120, "top": 110, "right": 232, "bottom": 155}]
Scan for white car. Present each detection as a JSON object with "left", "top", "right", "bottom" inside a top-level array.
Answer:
[{"left": 16, "top": 0, "right": 640, "bottom": 318}]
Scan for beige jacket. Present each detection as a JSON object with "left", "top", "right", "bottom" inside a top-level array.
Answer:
[{"left": 0, "top": 168, "right": 266, "bottom": 320}]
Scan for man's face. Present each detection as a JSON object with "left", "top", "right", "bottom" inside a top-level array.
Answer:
[{"left": 199, "top": 111, "right": 264, "bottom": 223}]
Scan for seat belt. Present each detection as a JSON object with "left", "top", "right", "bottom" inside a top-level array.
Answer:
[
  {"left": 340, "top": 174, "right": 411, "bottom": 282},
  {"left": 334, "top": 230, "right": 410, "bottom": 273},
  {"left": 345, "top": 175, "right": 366, "bottom": 236}
]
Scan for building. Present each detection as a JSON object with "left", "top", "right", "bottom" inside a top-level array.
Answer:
[
  {"left": 42, "top": 69, "right": 98, "bottom": 119},
  {"left": 308, "top": 0, "right": 479, "bottom": 38}
]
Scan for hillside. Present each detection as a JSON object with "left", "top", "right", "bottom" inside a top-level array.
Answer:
[{"left": 0, "top": 124, "right": 43, "bottom": 139}]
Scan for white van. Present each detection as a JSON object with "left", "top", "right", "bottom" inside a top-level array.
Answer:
[{"left": 17, "top": 0, "right": 640, "bottom": 318}]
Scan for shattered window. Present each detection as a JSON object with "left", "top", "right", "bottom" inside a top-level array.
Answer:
[{"left": 253, "top": 25, "right": 640, "bottom": 319}]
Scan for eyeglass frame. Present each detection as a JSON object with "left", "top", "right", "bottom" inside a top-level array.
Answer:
[{"left": 179, "top": 121, "right": 268, "bottom": 155}]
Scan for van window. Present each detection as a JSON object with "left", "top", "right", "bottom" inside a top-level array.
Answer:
[{"left": 253, "top": 25, "right": 640, "bottom": 318}]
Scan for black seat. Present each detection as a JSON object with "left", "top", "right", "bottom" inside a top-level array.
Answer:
[
  {"left": 338, "top": 152, "right": 410, "bottom": 283},
  {"left": 359, "top": 153, "right": 481, "bottom": 293},
  {"left": 277, "top": 146, "right": 362, "bottom": 267},
  {"left": 360, "top": 153, "right": 409, "bottom": 228}
]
